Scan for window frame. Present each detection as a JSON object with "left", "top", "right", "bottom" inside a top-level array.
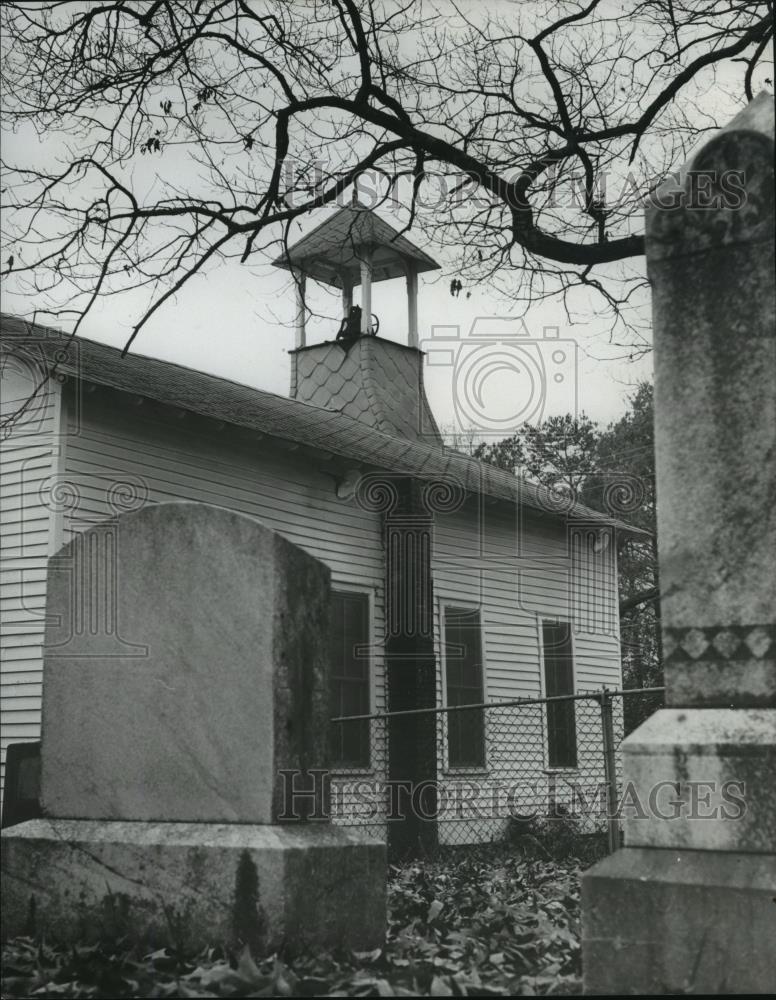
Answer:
[
  {"left": 538, "top": 617, "right": 579, "bottom": 771},
  {"left": 329, "top": 585, "right": 375, "bottom": 774},
  {"left": 440, "top": 600, "right": 488, "bottom": 773}
]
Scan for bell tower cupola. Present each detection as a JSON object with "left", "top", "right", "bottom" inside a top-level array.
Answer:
[{"left": 272, "top": 202, "right": 443, "bottom": 445}]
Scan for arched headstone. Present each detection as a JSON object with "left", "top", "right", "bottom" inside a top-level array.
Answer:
[{"left": 1, "top": 502, "right": 385, "bottom": 952}]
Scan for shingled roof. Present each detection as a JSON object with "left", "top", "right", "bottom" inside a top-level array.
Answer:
[
  {"left": 271, "top": 205, "right": 440, "bottom": 286},
  {"left": 0, "top": 314, "right": 646, "bottom": 536}
]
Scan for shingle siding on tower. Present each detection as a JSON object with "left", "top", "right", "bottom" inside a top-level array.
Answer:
[{"left": 291, "top": 337, "right": 442, "bottom": 444}]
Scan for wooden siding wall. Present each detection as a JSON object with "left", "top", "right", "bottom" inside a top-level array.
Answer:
[
  {"left": 59, "top": 384, "right": 387, "bottom": 694},
  {"left": 432, "top": 496, "right": 622, "bottom": 843},
  {"left": 433, "top": 497, "right": 621, "bottom": 701},
  {"left": 1, "top": 369, "right": 624, "bottom": 837},
  {"left": 0, "top": 356, "right": 61, "bottom": 795}
]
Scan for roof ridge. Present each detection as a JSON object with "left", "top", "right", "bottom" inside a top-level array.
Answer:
[
  {"left": 271, "top": 204, "right": 439, "bottom": 273},
  {"left": 0, "top": 312, "right": 359, "bottom": 423},
  {"left": 279, "top": 203, "right": 367, "bottom": 254}
]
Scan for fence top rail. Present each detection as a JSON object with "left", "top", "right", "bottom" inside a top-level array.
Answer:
[{"left": 331, "top": 686, "right": 666, "bottom": 724}]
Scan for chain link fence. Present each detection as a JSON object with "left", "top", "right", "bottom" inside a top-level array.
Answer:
[
  {"left": 2, "top": 689, "right": 665, "bottom": 854},
  {"left": 330, "top": 686, "right": 665, "bottom": 851}
]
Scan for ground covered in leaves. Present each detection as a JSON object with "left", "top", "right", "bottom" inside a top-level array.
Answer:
[{"left": 1, "top": 847, "right": 589, "bottom": 997}]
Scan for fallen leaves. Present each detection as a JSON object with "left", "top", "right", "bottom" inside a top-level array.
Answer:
[{"left": 1, "top": 848, "right": 584, "bottom": 997}]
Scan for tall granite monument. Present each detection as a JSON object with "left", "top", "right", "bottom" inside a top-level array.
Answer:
[
  {"left": 1, "top": 502, "right": 385, "bottom": 953},
  {"left": 582, "top": 93, "right": 776, "bottom": 993}
]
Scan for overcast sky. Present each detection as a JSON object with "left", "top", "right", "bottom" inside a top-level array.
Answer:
[
  {"left": 3, "top": 0, "right": 759, "bottom": 434},
  {"left": 2, "top": 157, "right": 655, "bottom": 432}
]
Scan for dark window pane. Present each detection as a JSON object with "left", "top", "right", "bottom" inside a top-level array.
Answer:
[
  {"left": 444, "top": 607, "right": 486, "bottom": 768},
  {"left": 330, "top": 591, "right": 370, "bottom": 768},
  {"left": 542, "top": 622, "right": 577, "bottom": 768}
]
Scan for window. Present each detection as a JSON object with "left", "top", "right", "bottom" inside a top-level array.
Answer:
[
  {"left": 330, "top": 590, "right": 371, "bottom": 768},
  {"left": 542, "top": 621, "right": 577, "bottom": 768},
  {"left": 444, "top": 606, "right": 486, "bottom": 768}
]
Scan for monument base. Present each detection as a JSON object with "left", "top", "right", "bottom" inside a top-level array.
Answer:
[
  {"left": 1, "top": 819, "right": 386, "bottom": 954},
  {"left": 582, "top": 847, "right": 776, "bottom": 994},
  {"left": 621, "top": 707, "right": 776, "bottom": 852}
]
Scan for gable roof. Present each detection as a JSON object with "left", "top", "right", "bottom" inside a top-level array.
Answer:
[
  {"left": 271, "top": 205, "right": 440, "bottom": 286},
  {"left": 0, "top": 314, "right": 646, "bottom": 537}
]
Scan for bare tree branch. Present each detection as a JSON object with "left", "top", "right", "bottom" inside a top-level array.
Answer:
[{"left": 0, "top": 0, "right": 771, "bottom": 353}]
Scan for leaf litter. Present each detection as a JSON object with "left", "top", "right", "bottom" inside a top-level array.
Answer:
[{"left": 1, "top": 850, "right": 583, "bottom": 997}]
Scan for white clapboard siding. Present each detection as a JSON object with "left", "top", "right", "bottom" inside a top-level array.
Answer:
[
  {"left": 0, "top": 355, "right": 61, "bottom": 794},
  {"left": 59, "top": 387, "right": 386, "bottom": 714},
  {"left": 432, "top": 497, "right": 621, "bottom": 844},
  {"left": 434, "top": 498, "right": 619, "bottom": 701}
]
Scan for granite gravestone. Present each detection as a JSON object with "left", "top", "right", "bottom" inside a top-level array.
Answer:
[
  {"left": 40, "top": 501, "right": 330, "bottom": 824},
  {"left": 1, "top": 502, "right": 385, "bottom": 953}
]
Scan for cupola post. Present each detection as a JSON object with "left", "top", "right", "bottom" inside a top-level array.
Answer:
[
  {"left": 272, "top": 200, "right": 439, "bottom": 349},
  {"left": 293, "top": 269, "right": 306, "bottom": 349},
  {"left": 405, "top": 265, "right": 418, "bottom": 349},
  {"left": 359, "top": 250, "right": 373, "bottom": 335},
  {"left": 341, "top": 273, "right": 353, "bottom": 320}
]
